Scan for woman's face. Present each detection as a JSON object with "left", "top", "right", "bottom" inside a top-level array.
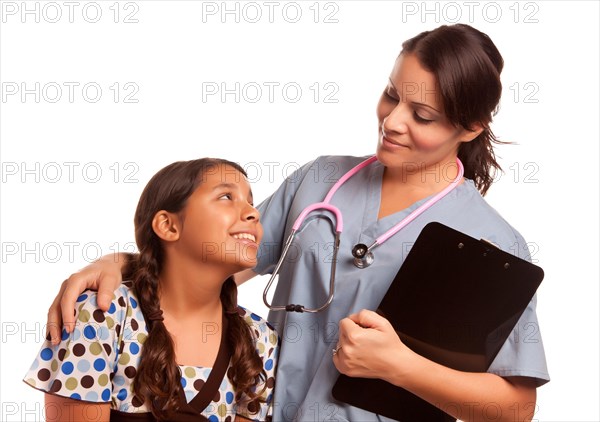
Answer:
[{"left": 376, "top": 53, "right": 477, "bottom": 175}]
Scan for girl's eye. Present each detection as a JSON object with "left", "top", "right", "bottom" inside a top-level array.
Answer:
[
  {"left": 413, "top": 111, "right": 434, "bottom": 125},
  {"left": 219, "top": 193, "right": 233, "bottom": 200}
]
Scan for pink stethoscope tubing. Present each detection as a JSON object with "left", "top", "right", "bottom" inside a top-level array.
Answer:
[{"left": 263, "top": 155, "right": 464, "bottom": 313}]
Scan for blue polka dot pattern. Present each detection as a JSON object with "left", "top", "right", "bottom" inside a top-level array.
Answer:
[
  {"left": 77, "top": 360, "right": 90, "bottom": 372},
  {"left": 23, "top": 285, "right": 279, "bottom": 421},
  {"left": 86, "top": 391, "right": 99, "bottom": 401},
  {"left": 61, "top": 362, "right": 74, "bottom": 375},
  {"left": 83, "top": 325, "right": 96, "bottom": 340},
  {"left": 93, "top": 358, "right": 106, "bottom": 372},
  {"left": 40, "top": 348, "right": 53, "bottom": 361}
]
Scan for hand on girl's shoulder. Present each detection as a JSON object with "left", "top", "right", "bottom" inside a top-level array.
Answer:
[{"left": 23, "top": 283, "right": 142, "bottom": 403}]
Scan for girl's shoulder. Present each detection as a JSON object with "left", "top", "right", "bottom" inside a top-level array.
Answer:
[
  {"left": 71, "top": 282, "right": 147, "bottom": 336},
  {"left": 75, "top": 282, "right": 140, "bottom": 315},
  {"left": 23, "top": 283, "right": 146, "bottom": 404},
  {"left": 237, "top": 306, "right": 279, "bottom": 349}
]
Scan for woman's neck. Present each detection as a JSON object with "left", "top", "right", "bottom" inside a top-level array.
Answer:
[{"left": 379, "top": 157, "right": 461, "bottom": 219}]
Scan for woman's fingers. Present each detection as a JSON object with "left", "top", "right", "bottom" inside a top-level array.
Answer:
[
  {"left": 59, "top": 272, "right": 90, "bottom": 333},
  {"left": 46, "top": 280, "right": 68, "bottom": 345}
]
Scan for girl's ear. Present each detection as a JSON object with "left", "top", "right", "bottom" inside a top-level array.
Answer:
[{"left": 152, "top": 211, "right": 181, "bottom": 242}]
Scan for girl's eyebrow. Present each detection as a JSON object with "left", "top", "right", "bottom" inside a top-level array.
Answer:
[
  {"left": 388, "top": 78, "right": 441, "bottom": 113},
  {"left": 212, "top": 182, "right": 254, "bottom": 202},
  {"left": 211, "top": 182, "right": 238, "bottom": 191}
]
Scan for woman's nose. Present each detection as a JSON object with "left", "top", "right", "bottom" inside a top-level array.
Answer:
[{"left": 383, "top": 102, "right": 410, "bottom": 134}]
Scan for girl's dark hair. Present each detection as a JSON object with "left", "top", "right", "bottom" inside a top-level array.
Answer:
[
  {"left": 402, "top": 24, "right": 505, "bottom": 195},
  {"left": 130, "top": 158, "right": 266, "bottom": 419}
]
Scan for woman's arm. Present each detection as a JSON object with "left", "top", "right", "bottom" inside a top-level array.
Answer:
[
  {"left": 47, "top": 256, "right": 258, "bottom": 345},
  {"left": 333, "top": 310, "right": 537, "bottom": 422},
  {"left": 44, "top": 394, "right": 110, "bottom": 422},
  {"left": 46, "top": 252, "right": 132, "bottom": 345}
]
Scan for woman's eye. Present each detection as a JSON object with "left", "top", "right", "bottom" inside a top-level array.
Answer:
[
  {"left": 413, "top": 111, "right": 434, "bottom": 124},
  {"left": 384, "top": 88, "right": 399, "bottom": 101}
]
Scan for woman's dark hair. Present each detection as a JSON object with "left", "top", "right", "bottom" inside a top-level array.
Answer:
[
  {"left": 130, "top": 158, "right": 266, "bottom": 419},
  {"left": 401, "top": 24, "right": 505, "bottom": 195}
]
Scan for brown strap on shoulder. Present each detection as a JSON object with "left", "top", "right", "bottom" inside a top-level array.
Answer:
[
  {"left": 110, "top": 314, "right": 231, "bottom": 422},
  {"left": 187, "top": 313, "right": 231, "bottom": 412}
]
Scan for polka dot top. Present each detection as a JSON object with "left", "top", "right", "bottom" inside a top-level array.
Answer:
[{"left": 23, "top": 284, "right": 279, "bottom": 421}]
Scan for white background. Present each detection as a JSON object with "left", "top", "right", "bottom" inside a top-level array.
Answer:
[{"left": 1, "top": 1, "right": 598, "bottom": 420}]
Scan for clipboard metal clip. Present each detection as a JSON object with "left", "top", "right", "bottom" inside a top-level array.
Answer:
[{"left": 480, "top": 238, "right": 501, "bottom": 249}]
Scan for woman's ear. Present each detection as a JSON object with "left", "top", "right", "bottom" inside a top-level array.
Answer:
[
  {"left": 460, "top": 122, "right": 485, "bottom": 143},
  {"left": 152, "top": 211, "right": 181, "bottom": 242}
]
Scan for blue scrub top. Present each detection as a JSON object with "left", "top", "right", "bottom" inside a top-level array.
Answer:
[{"left": 255, "top": 155, "right": 549, "bottom": 422}]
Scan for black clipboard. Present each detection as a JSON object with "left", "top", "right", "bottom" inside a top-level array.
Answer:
[{"left": 332, "top": 222, "right": 544, "bottom": 421}]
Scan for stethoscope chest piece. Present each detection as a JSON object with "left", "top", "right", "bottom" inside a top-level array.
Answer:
[{"left": 352, "top": 243, "right": 374, "bottom": 268}]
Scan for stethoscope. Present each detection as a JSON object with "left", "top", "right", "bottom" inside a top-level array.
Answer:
[{"left": 263, "top": 155, "right": 464, "bottom": 313}]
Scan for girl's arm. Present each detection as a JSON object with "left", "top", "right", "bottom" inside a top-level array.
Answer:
[
  {"left": 45, "top": 394, "right": 110, "bottom": 422},
  {"left": 333, "top": 310, "right": 537, "bottom": 422}
]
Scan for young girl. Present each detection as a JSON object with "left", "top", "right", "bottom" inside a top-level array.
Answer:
[{"left": 24, "top": 158, "right": 278, "bottom": 421}]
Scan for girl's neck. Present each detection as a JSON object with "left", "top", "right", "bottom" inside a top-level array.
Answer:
[{"left": 157, "top": 256, "right": 225, "bottom": 320}]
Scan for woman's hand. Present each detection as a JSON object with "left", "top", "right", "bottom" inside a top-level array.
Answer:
[
  {"left": 333, "top": 311, "right": 538, "bottom": 422},
  {"left": 333, "top": 309, "right": 411, "bottom": 383},
  {"left": 46, "top": 253, "right": 127, "bottom": 345}
]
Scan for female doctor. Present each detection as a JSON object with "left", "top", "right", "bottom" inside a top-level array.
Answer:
[{"left": 46, "top": 24, "right": 548, "bottom": 421}]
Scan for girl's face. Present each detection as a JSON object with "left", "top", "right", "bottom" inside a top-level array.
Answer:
[
  {"left": 175, "top": 164, "right": 263, "bottom": 271},
  {"left": 375, "top": 53, "right": 477, "bottom": 174}
]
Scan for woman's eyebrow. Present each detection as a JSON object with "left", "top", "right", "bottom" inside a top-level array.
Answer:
[
  {"left": 389, "top": 78, "right": 440, "bottom": 113},
  {"left": 413, "top": 101, "right": 441, "bottom": 114}
]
